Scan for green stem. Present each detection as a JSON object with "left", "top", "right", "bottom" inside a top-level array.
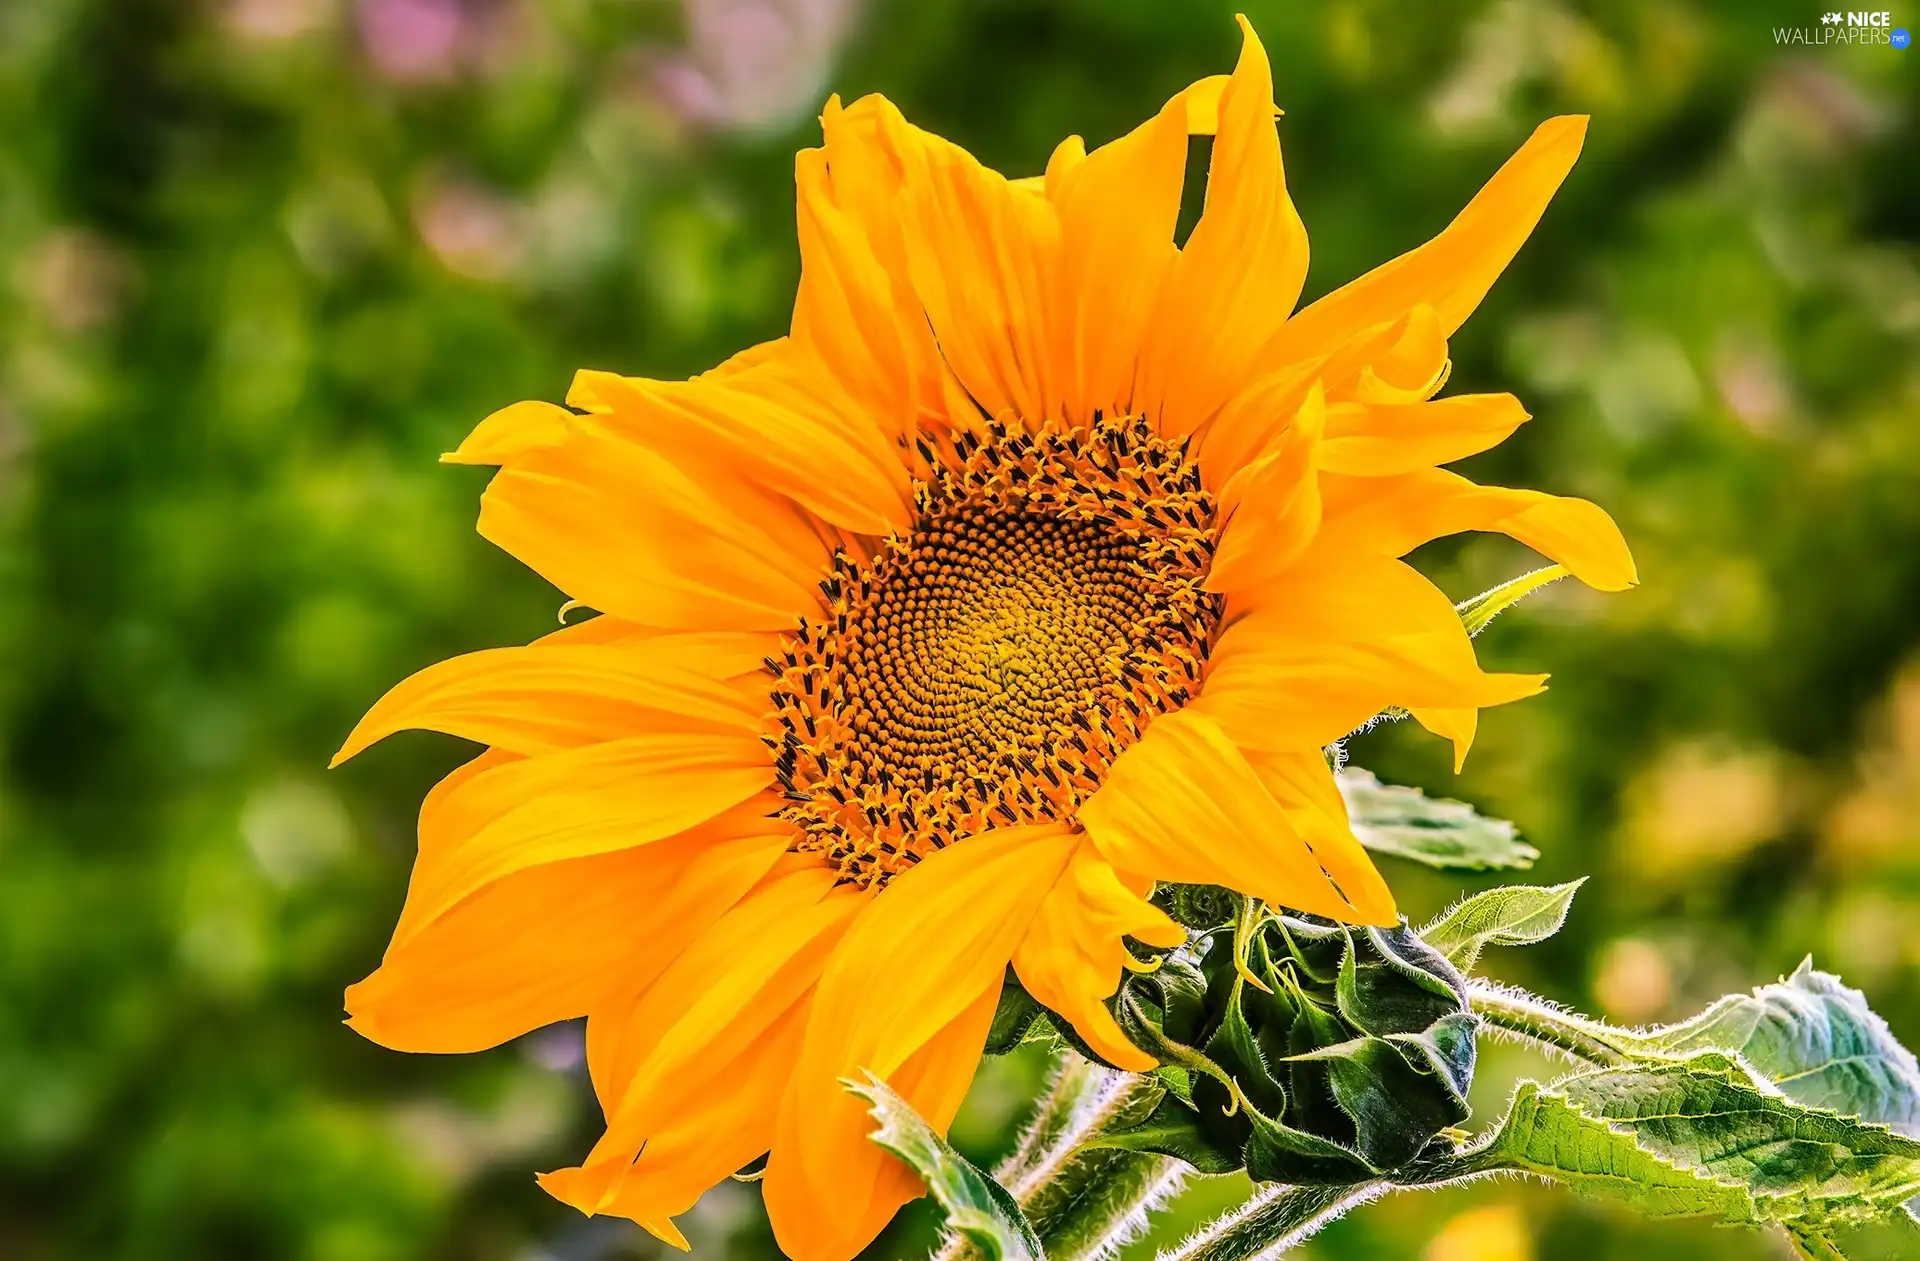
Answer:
[
  {"left": 1153, "top": 1181, "right": 1391, "bottom": 1261},
  {"left": 1466, "top": 979, "right": 1639, "bottom": 1067},
  {"left": 936, "top": 1056, "right": 1182, "bottom": 1261}
]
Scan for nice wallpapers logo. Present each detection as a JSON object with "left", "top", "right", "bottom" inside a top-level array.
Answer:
[{"left": 1776, "top": 10, "right": 1911, "bottom": 45}]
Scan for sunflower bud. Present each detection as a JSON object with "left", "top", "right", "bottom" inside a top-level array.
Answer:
[{"left": 1107, "top": 902, "right": 1477, "bottom": 1183}]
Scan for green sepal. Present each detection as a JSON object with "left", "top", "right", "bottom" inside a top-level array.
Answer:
[
  {"left": 1105, "top": 909, "right": 1478, "bottom": 1186},
  {"left": 1455, "top": 564, "right": 1568, "bottom": 637},
  {"left": 984, "top": 971, "right": 1048, "bottom": 1056},
  {"left": 1293, "top": 1032, "right": 1470, "bottom": 1170},
  {"left": 1083, "top": 1082, "right": 1245, "bottom": 1176}
]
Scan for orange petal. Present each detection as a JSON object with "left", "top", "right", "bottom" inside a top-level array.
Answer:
[
  {"left": 1206, "top": 385, "right": 1325, "bottom": 592},
  {"left": 1239, "top": 747, "right": 1397, "bottom": 924},
  {"left": 1045, "top": 84, "right": 1189, "bottom": 423},
  {"left": 767, "top": 823, "right": 1078, "bottom": 1260},
  {"left": 1279, "top": 115, "right": 1588, "bottom": 360},
  {"left": 556, "top": 1000, "right": 812, "bottom": 1249},
  {"left": 1079, "top": 708, "right": 1385, "bottom": 924},
  {"left": 1137, "top": 17, "right": 1309, "bottom": 439},
  {"left": 388, "top": 741, "right": 773, "bottom": 946},
  {"left": 344, "top": 829, "right": 785, "bottom": 1054},
  {"left": 331, "top": 643, "right": 763, "bottom": 766},
  {"left": 1198, "top": 550, "right": 1547, "bottom": 750},
  {"left": 764, "top": 981, "right": 1002, "bottom": 1261},
  {"left": 881, "top": 99, "right": 1062, "bottom": 427},
  {"left": 550, "top": 866, "right": 863, "bottom": 1215},
  {"left": 444, "top": 399, "right": 573, "bottom": 465},
  {"left": 1318, "top": 392, "right": 1529, "bottom": 477},
  {"left": 1012, "top": 840, "right": 1184, "bottom": 1071},
  {"left": 477, "top": 425, "right": 829, "bottom": 632},
  {"left": 568, "top": 360, "right": 910, "bottom": 537},
  {"left": 1319, "top": 466, "right": 1637, "bottom": 591}
]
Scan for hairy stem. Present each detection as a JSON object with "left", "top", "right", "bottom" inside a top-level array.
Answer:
[
  {"left": 1467, "top": 979, "right": 1639, "bottom": 1067},
  {"left": 936, "top": 1056, "right": 1181, "bottom": 1261},
  {"left": 1154, "top": 1181, "right": 1391, "bottom": 1261}
]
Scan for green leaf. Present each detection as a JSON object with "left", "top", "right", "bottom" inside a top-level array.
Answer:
[
  {"left": 1466, "top": 1077, "right": 1760, "bottom": 1221},
  {"left": 1466, "top": 1053, "right": 1920, "bottom": 1228},
  {"left": 843, "top": 1072, "right": 1042, "bottom": 1261},
  {"left": 1455, "top": 564, "right": 1569, "bottom": 637},
  {"left": 1337, "top": 768, "right": 1538, "bottom": 872},
  {"left": 1645, "top": 960, "right": 1920, "bottom": 1134},
  {"left": 1420, "top": 881, "right": 1585, "bottom": 972}
]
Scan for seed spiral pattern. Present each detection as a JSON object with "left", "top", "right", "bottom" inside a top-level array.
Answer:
[{"left": 764, "top": 414, "right": 1222, "bottom": 887}]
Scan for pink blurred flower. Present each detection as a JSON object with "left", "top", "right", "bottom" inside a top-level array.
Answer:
[
  {"left": 357, "top": 0, "right": 468, "bottom": 82},
  {"left": 412, "top": 173, "right": 525, "bottom": 281},
  {"left": 653, "top": 0, "right": 862, "bottom": 133}
]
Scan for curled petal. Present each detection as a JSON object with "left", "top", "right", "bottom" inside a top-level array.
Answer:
[
  {"left": 1013, "top": 840, "right": 1185, "bottom": 1071},
  {"left": 1320, "top": 466, "right": 1638, "bottom": 591},
  {"left": 1079, "top": 708, "right": 1387, "bottom": 924},
  {"left": 1279, "top": 115, "right": 1588, "bottom": 359},
  {"left": 1137, "top": 16, "right": 1309, "bottom": 438}
]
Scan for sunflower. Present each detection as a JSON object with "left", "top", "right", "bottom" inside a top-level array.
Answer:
[{"left": 333, "top": 17, "right": 1633, "bottom": 1260}]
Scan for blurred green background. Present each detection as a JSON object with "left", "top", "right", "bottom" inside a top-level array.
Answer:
[{"left": 2, "top": 0, "right": 1916, "bottom": 1258}]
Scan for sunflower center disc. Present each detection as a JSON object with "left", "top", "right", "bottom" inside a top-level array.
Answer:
[{"left": 765, "top": 415, "right": 1222, "bottom": 887}]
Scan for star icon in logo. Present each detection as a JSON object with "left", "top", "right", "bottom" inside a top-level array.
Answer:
[{"left": 1822, "top": 11, "right": 1844, "bottom": 22}]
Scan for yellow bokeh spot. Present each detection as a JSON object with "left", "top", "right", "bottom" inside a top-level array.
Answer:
[{"left": 1422, "top": 1203, "right": 1533, "bottom": 1261}]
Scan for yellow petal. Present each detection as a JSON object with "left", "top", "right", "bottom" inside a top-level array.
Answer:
[
  {"left": 1199, "top": 549, "right": 1548, "bottom": 751},
  {"left": 1280, "top": 115, "right": 1588, "bottom": 361},
  {"left": 331, "top": 643, "right": 762, "bottom": 766},
  {"left": 1137, "top": 16, "right": 1309, "bottom": 439},
  {"left": 1182, "top": 75, "right": 1231, "bottom": 136},
  {"left": 875, "top": 97, "right": 1061, "bottom": 427},
  {"left": 1046, "top": 84, "right": 1189, "bottom": 423},
  {"left": 794, "top": 136, "right": 941, "bottom": 447},
  {"left": 570, "top": 358, "right": 911, "bottom": 537},
  {"left": 443, "top": 399, "right": 573, "bottom": 465},
  {"left": 477, "top": 425, "right": 829, "bottom": 631},
  {"left": 552, "top": 865, "right": 862, "bottom": 1215},
  {"left": 1192, "top": 355, "right": 1322, "bottom": 492},
  {"left": 1013, "top": 840, "right": 1184, "bottom": 1071},
  {"left": 1079, "top": 708, "right": 1384, "bottom": 923},
  {"left": 1240, "top": 748, "right": 1397, "bottom": 924},
  {"left": 1319, "top": 466, "right": 1638, "bottom": 591},
  {"left": 388, "top": 742, "right": 773, "bottom": 946},
  {"left": 764, "top": 981, "right": 1002, "bottom": 1261},
  {"left": 1206, "top": 385, "right": 1325, "bottom": 592},
  {"left": 1318, "top": 393, "right": 1529, "bottom": 477},
  {"left": 768, "top": 823, "right": 1078, "bottom": 1260},
  {"left": 579, "top": 1000, "right": 811, "bottom": 1248},
  {"left": 1410, "top": 705, "right": 1479, "bottom": 772},
  {"left": 1349, "top": 304, "right": 1450, "bottom": 404},
  {"left": 414, "top": 746, "right": 520, "bottom": 865},
  {"left": 344, "top": 830, "right": 785, "bottom": 1054}
]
